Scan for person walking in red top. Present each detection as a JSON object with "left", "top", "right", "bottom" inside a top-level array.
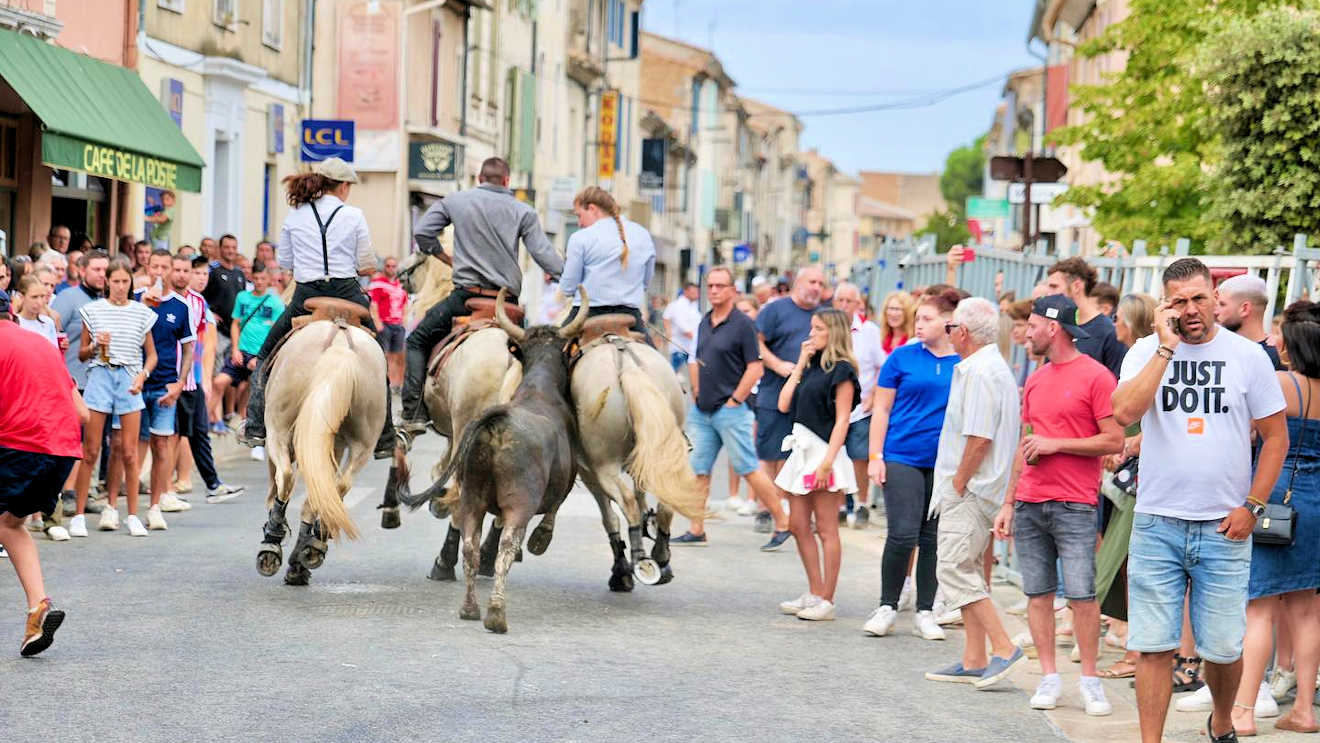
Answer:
[
  {"left": 367, "top": 256, "right": 409, "bottom": 389},
  {"left": 0, "top": 291, "right": 87, "bottom": 655}
]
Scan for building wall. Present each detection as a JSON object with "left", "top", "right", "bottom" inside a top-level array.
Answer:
[
  {"left": 145, "top": 0, "right": 301, "bottom": 84},
  {"left": 53, "top": 0, "right": 131, "bottom": 65},
  {"left": 858, "top": 171, "right": 945, "bottom": 224}
]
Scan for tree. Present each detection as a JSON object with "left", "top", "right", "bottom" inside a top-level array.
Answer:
[
  {"left": 1052, "top": 0, "right": 1292, "bottom": 251},
  {"left": 1199, "top": 8, "right": 1320, "bottom": 249},
  {"left": 917, "top": 209, "right": 971, "bottom": 252},
  {"left": 940, "top": 134, "right": 986, "bottom": 219}
]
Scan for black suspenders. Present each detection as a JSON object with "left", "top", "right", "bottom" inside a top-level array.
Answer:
[{"left": 309, "top": 201, "right": 345, "bottom": 279}]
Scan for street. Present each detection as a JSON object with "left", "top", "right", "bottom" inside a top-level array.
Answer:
[{"left": 3, "top": 434, "right": 1067, "bottom": 742}]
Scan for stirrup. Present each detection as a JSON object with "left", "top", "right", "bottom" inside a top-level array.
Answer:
[
  {"left": 236, "top": 422, "right": 266, "bottom": 448},
  {"left": 399, "top": 417, "right": 429, "bottom": 435}
]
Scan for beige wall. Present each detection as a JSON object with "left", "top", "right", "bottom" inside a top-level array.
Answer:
[{"left": 145, "top": 0, "right": 302, "bottom": 84}]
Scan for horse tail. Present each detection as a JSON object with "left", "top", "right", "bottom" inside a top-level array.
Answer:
[
  {"left": 399, "top": 407, "right": 509, "bottom": 512},
  {"left": 291, "top": 337, "right": 362, "bottom": 541},
  {"left": 618, "top": 362, "right": 705, "bottom": 519},
  {"left": 497, "top": 358, "right": 523, "bottom": 404}
]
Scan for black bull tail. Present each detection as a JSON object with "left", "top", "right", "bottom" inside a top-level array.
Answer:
[{"left": 398, "top": 408, "right": 510, "bottom": 511}]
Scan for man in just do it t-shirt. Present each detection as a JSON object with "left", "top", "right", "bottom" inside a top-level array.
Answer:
[{"left": 1111, "top": 257, "right": 1288, "bottom": 743}]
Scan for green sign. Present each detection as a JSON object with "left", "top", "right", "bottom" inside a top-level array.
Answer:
[
  {"left": 42, "top": 132, "right": 202, "bottom": 193},
  {"left": 408, "top": 139, "right": 462, "bottom": 181},
  {"left": 966, "top": 197, "right": 1011, "bottom": 220}
]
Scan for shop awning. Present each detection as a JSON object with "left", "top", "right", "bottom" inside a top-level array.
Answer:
[{"left": 0, "top": 30, "right": 205, "bottom": 192}]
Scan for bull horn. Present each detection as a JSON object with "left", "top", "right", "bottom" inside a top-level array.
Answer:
[
  {"left": 494, "top": 288, "right": 525, "bottom": 342},
  {"left": 560, "top": 287, "right": 590, "bottom": 338}
]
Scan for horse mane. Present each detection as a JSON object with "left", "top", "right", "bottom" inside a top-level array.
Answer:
[{"left": 412, "top": 255, "right": 454, "bottom": 316}]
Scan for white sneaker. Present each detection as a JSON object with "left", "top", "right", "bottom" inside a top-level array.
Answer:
[
  {"left": 1031, "top": 674, "right": 1062, "bottom": 710},
  {"left": 205, "top": 483, "right": 245, "bottom": 504},
  {"left": 125, "top": 514, "right": 148, "bottom": 537},
  {"left": 797, "top": 599, "right": 836, "bottom": 621},
  {"left": 935, "top": 607, "right": 963, "bottom": 626},
  {"left": 250, "top": 445, "right": 266, "bottom": 461},
  {"left": 1271, "top": 667, "right": 1298, "bottom": 701},
  {"left": 159, "top": 492, "right": 192, "bottom": 512},
  {"left": 915, "top": 610, "right": 947, "bottom": 640},
  {"left": 863, "top": 605, "right": 898, "bottom": 636},
  {"left": 45, "top": 525, "right": 70, "bottom": 542},
  {"left": 1080, "top": 677, "right": 1113, "bottom": 716},
  {"left": 724, "top": 496, "right": 747, "bottom": 512},
  {"left": 898, "top": 576, "right": 915, "bottom": 612},
  {"left": 1175, "top": 684, "right": 1212, "bottom": 712},
  {"left": 1257, "top": 679, "right": 1280, "bottom": 717},
  {"left": 736, "top": 500, "right": 759, "bottom": 517},
  {"left": 98, "top": 508, "right": 120, "bottom": 531},
  {"left": 68, "top": 514, "right": 88, "bottom": 538},
  {"left": 145, "top": 506, "right": 167, "bottom": 531},
  {"left": 779, "top": 593, "right": 820, "bottom": 616}
]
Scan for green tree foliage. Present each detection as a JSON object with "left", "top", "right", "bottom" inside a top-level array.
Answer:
[
  {"left": 1199, "top": 8, "right": 1320, "bottom": 250},
  {"left": 919, "top": 135, "right": 984, "bottom": 251},
  {"left": 1052, "top": 0, "right": 1290, "bottom": 251},
  {"left": 917, "top": 209, "right": 971, "bottom": 252}
]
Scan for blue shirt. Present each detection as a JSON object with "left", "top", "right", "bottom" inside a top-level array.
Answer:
[
  {"left": 559, "top": 218, "right": 655, "bottom": 308},
  {"left": 135, "top": 290, "right": 195, "bottom": 392},
  {"left": 754, "top": 298, "right": 821, "bottom": 410},
  {"left": 876, "top": 343, "right": 960, "bottom": 468}
]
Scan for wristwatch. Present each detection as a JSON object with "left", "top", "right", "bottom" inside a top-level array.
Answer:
[{"left": 1246, "top": 500, "right": 1267, "bottom": 519}]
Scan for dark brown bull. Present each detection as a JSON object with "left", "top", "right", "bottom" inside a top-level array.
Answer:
[{"left": 401, "top": 288, "right": 587, "bottom": 633}]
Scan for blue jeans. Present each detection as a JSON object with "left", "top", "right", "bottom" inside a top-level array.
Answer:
[
  {"left": 686, "top": 402, "right": 758, "bottom": 477},
  {"left": 1013, "top": 500, "right": 1098, "bottom": 601},
  {"left": 83, "top": 365, "right": 144, "bottom": 416},
  {"left": 141, "top": 387, "right": 178, "bottom": 439},
  {"left": 1127, "top": 512, "right": 1251, "bottom": 664}
]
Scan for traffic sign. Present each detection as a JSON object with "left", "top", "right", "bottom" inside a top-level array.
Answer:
[
  {"left": 966, "top": 197, "right": 1011, "bottom": 220},
  {"left": 1008, "top": 182, "right": 1068, "bottom": 205},
  {"left": 732, "top": 244, "right": 751, "bottom": 263}
]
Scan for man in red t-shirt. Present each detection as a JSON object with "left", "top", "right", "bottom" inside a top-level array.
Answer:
[
  {"left": 993, "top": 295, "right": 1124, "bottom": 716},
  {"left": 0, "top": 294, "right": 87, "bottom": 656},
  {"left": 367, "top": 257, "right": 409, "bottom": 388}
]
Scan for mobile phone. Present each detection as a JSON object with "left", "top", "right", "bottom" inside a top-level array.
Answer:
[
  {"left": 962, "top": 247, "right": 976, "bottom": 262},
  {"left": 802, "top": 473, "right": 817, "bottom": 489},
  {"left": 1168, "top": 317, "right": 1182, "bottom": 334}
]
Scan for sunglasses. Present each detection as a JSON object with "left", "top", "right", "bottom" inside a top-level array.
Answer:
[{"left": 944, "top": 322, "right": 961, "bottom": 335}]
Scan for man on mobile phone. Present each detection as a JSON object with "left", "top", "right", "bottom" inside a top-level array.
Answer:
[{"left": 1112, "top": 258, "right": 1287, "bottom": 743}]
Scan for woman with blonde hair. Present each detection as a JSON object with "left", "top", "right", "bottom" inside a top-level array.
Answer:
[
  {"left": 879, "top": 290, "right": 915, "bottom": 353},
  {"left": 775, "top": 308, "right": 861, "bottom": 622},
  {"left": 558, "top": 186, "right": 656, "bottom": 342}
]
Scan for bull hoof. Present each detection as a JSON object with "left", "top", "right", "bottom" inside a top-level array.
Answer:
[
  {"left": 256, "top": 544, "right": 283, "bottom": 577},
  {"left": 284, "top": 563, "right": 310, "bottom": 586},
  {"left": 428, "top": 559, "right": 456, "bottom": 582},
  {"left": 380, "top": 507, "right": 401, "bottom": 530},
  {"left": 429, "top": 495, "right": 450, "bottom": 520},
  {"left": 459, "top": 603, "right": 481, "bottom": 621},
  {"left": 608, "top": 571, "right": 634, "bottom": 593},
  {"left": 484, "top": 606, "right": 508, "bottom": 634},
  {"left": 527, "top": 525, "right": 553, "bottom": 555},
  {"left": 656, "top": 564, "right": 675, "bottom": 585}
]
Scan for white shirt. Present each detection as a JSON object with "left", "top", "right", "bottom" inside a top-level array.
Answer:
[
  {"left": 558, "top": 218, "right": 656, "bottom": 309},
  {"left": 662, "top": 296, "right": 701, "bottom": 356},
  {"left": 931, "top": 344, "right": 1021, "bottom": 516},
  {"left": 277, "top": 194, "right": 375, "bottom": 283},
  {"left": 849, "top": 314, "right": 886, "bottom": 423},
  {"left": 1120, "top": 329, "right": 1285, "bottom": 521},
  {"left": 18, "top": 315, "right": 58, "bottom": 347}
]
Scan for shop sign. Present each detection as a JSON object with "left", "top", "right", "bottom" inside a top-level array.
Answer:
[
  {"left": 268, "top": 103, "right": 285, "bottom": 155},
  {"left": 548, "top": 176, "right": 578, "bottom": 211},
  {"left": 160, "top": 78, "right": 183, "bottom": 128},
  {"left": 598, "top": 90, "right": 618, "bottom": 179},
  {"left": 301, "top": 119, "right": 355, "bottom": 162},
  {"left": 408, "top": 139, "right": 461, "bottom": 181},
  {"left": 41, "top": 132, "right": 200, "bottom": 192}
]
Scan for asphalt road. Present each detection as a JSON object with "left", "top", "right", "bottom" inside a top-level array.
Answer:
[{"left": 1, "top": 435, "right": 1067, "bottom": 743}]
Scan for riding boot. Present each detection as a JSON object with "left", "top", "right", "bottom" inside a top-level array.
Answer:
[
  {"left": 373, "top": 382, "right": 398, "bottom": 460},
  {"left": 400, "top": 343, "right": 430, "bottom": 432},
  {"left": 238, "top": 360, "right": 267, "bottom": 447}
]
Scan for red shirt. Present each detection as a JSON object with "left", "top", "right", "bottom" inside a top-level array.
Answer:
[
  {"left": 367, "top": 274, "right": 408, "bottom": 326},
  {"left": 1016, "top": 353, "right": 1117, "bottom": 505},
  {"left": 0, "top": 321, "right": 83, "bottom": 458}
]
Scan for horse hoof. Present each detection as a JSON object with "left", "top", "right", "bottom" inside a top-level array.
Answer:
[
  {"left": 459, "top": 604, "right": 481, "bottom": 621},
  {"left": 656, "top": 565, "right": 675, "bottom": 585},
  {"left": 256, "top": 544, "right": 283, "bottom": 577},
  {"left": 633, "top": 558, "right": 662, "bottom": 586},
  {"left": 429, "top": 495, "right": 450, "bottom": 520},
  {"left": 300, "top": 545, "right": 326, "bottom": 570},
  {"left": 608, "top": 572, "right": 634, "bottom": 593},
  {"left": 484, "top": 607, "right": 508, "bottom": 634},
  {"left": 527, "top": 526, "right": 552, "bottom": 555},
  {"left": 428, "top": 560, "right": 456, "bottom": 582},
  {"left": 380, "top": 507, "right": 401, "bottom": 530},
  {"left": 284, "top": 565, "right": 310, "bottom": 586}
]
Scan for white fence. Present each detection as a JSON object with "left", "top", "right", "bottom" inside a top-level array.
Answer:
[{"left": 851, "top": 234, "right": 1320, "bottom": 320}]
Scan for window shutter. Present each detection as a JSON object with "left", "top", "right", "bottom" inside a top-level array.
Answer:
[{"left": 518, "top": 69, "right": 536, "bottom": 172}]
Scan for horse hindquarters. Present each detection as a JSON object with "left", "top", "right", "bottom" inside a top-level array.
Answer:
[{"left": 291, "top": 343, "right": 366, "bottom": 541}]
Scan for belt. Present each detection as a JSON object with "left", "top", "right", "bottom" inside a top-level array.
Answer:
[{"left": 461, "top": 285, "right": 518, "bottom": 302}]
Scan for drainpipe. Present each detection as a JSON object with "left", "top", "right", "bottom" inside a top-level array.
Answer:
[
  {"left": 303, "top": 0, "right": 317, "bottom": 113},
  {"left": 528, "top": 17, "right": 537, "bottom": 192},
  {"left": 460, "top": 8, "right": 470, "bottom": 142}
]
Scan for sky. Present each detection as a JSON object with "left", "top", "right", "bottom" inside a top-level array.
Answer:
[{"left": 640, "top": 0, "right": 1040, "bottom": 176}]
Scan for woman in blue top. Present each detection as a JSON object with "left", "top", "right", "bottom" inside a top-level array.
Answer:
[
  {"left": 862, "top": 287, "right": 962, "bottom": 640},
  {"left": 558, "top": 187, "right": 655, "bottom": 342}
]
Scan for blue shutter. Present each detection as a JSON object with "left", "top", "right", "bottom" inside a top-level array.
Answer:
[{"left": 607, "top": 0, "right": 616, "bottom": 44}]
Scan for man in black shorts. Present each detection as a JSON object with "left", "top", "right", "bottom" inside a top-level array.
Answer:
[{"left": 0, "top": 292, "right": 80, "bottom": 656}]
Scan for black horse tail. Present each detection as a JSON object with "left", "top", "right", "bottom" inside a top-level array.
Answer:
[{"left": 398, "top": 407, "right": 510, "bottom": 511}]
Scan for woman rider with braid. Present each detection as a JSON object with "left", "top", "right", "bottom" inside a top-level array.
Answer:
[{"left": 558, "top": 186, "right": 655, "bottom": 342}]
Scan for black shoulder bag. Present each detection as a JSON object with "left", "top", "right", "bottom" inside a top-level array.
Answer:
[{"left": 1253, "top": 373, "right": 1307, "bottom": 546}]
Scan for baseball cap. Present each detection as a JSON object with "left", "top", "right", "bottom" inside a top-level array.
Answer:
[
  {"left": 312, "top": 157, "right": 359, "bottom": 184},
  {"left": 1031, "top": 294, "right": 1090, "bottom": 339}
]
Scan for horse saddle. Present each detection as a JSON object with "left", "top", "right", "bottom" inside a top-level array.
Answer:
[
  {"left": 578, "top": 313, "right": 644, "bottom": 345},
  {"left": 427, "top": 298, "right": 525, "bottom": 378},
  {"left": 292, "top": 297, "right": 373, "bottom": 331}
]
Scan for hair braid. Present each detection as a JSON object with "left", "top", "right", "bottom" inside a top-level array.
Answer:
[
  {"left": 611, "top": 209, "right": 630, "bottom": 269},
  {"left": 574, "top": 186, "right": 629, "bottom": 269}
]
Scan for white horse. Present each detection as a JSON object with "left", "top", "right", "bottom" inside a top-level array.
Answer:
[{"left": 254, "top": 303, "right": 388, "bottom": 586}]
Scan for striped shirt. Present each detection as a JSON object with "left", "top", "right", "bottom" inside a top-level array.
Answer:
[
  {"left": 181, "top": 290, "right": 208, "bottom": 392},
  {"left": 79, "top": 299, "right": 157, "bottom": 374},
  {"left": 931, "top": 344, "right": 1021, "bottom": 514}
]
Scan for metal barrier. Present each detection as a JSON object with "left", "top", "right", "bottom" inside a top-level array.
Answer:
[{"left": 852, "top": 234, "right": 1320, "bottom": 321}]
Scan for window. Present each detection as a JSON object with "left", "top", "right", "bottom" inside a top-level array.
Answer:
[
  {"left": 158, "top": 0, "right": 185, "bottom": 12},
  {"left": 213, "top": 0, "right": 236, "bottom": 29},
  {"left": 262, "top": 0, "right": 282, "bottom": 49}
]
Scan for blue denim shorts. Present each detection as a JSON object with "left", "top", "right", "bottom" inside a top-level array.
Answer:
[
  {"left": 686, "top": 402, "right": 759, "bottom": 476},
  {"left": 1013, "top": 500, "right": 1098, "bottom": 600},
  {"left": 754, "top": 406, "right": 794, "bottom": 462},
  {"left": 1127, "top": 512, "right": 1251, "bottom": 664},
  {"left": 140, "top": 387, "right": 178, "bottom": 439},
  {"left": 83, "top": 365, "right": 145, "bottom": 416},
  {"left": 845, "top": 417, "right": 870, "bottom": 461}
]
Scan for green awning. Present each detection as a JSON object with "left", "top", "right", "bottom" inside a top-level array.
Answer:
[{"left": 0, "top": 30, "right": 205, "bottom": 192}]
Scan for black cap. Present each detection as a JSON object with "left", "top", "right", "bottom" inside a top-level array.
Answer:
[
  {"left": 0, "top": 289, "right": 9, "bottom": 317},
  {"left": 1032, "top": 294, "right": 1090, "bottom": 339}
]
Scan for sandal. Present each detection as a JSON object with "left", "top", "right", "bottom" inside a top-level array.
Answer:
[
  {"left": 1173, "top": 654, "right": 1204, "bottom": 693},
  {"left": 1099, "top": 659, "right": 1137, "bottom": 679}
]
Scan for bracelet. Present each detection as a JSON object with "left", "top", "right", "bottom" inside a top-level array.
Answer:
[
  {"left": 869, "top": 452, "right": 882, "bottom": 461},
  {"left": 1155, "top": 346, "right": 1175, "bottom": 360}
]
